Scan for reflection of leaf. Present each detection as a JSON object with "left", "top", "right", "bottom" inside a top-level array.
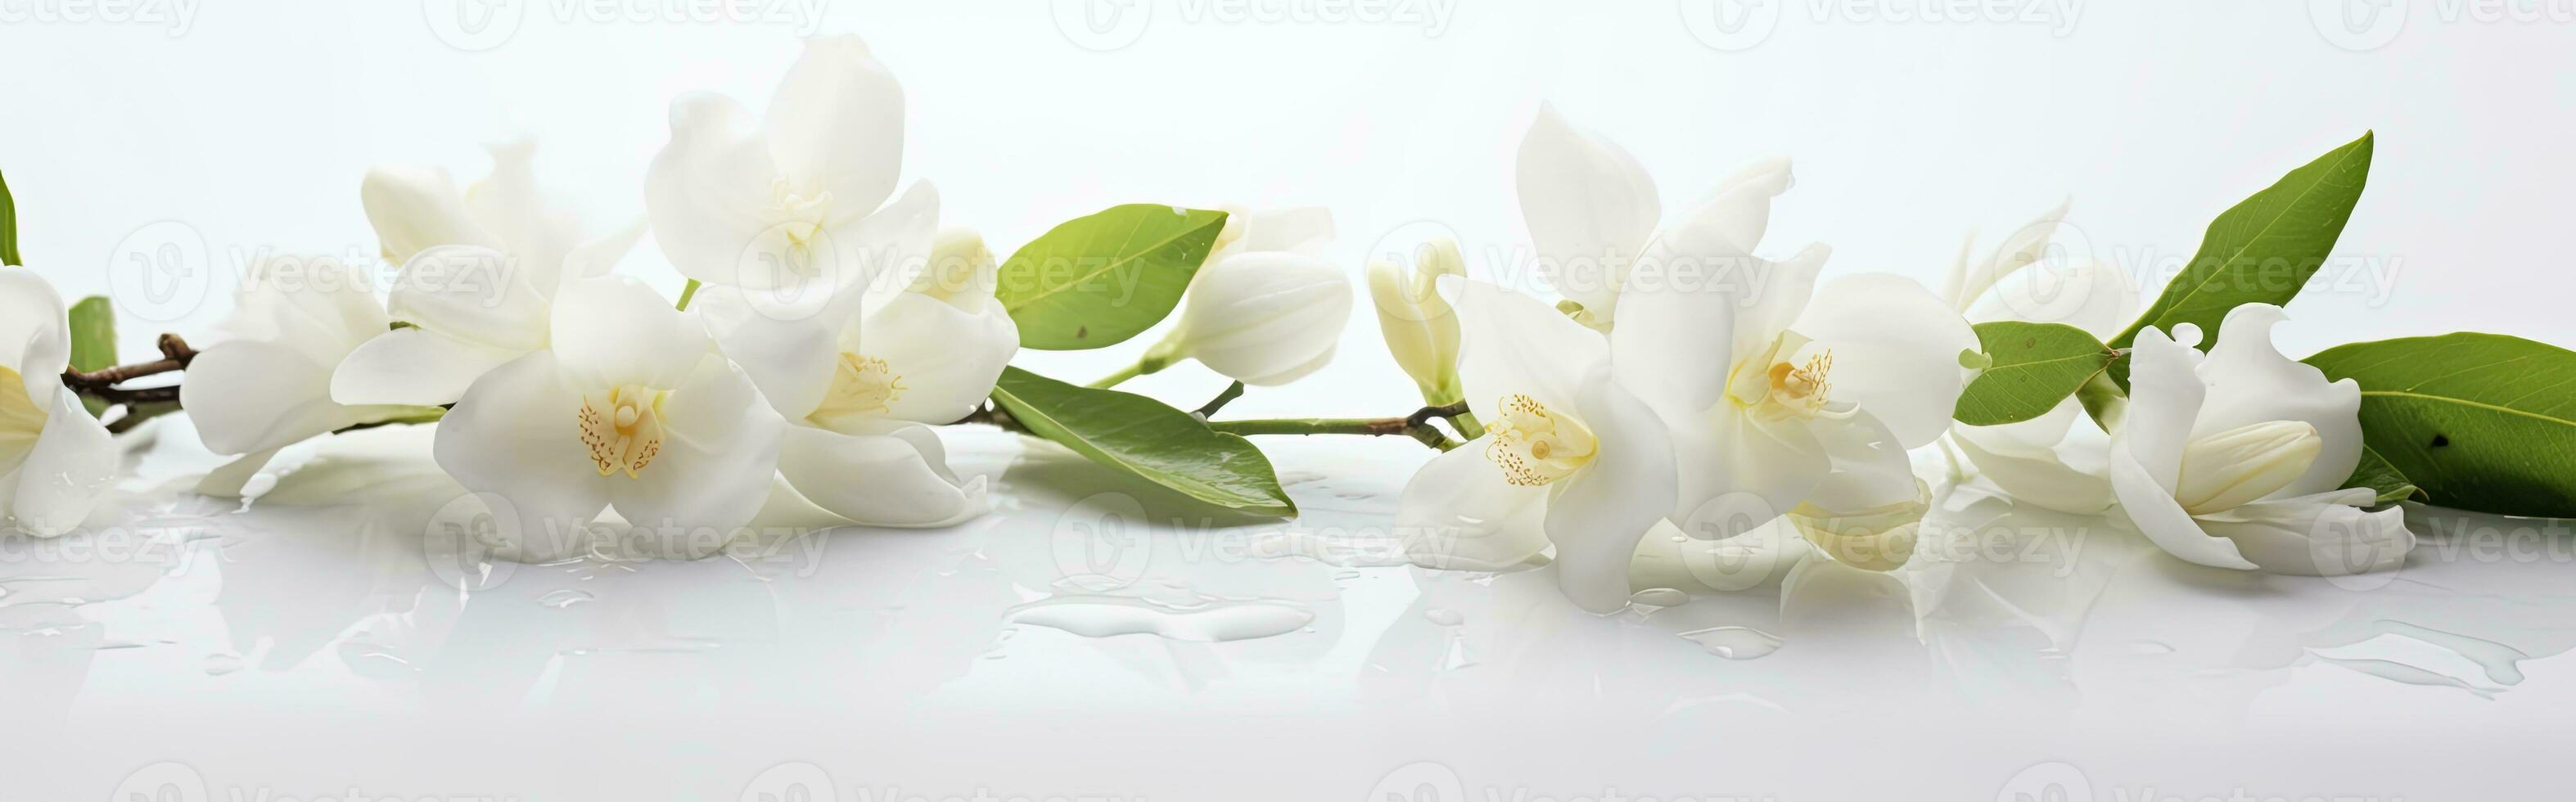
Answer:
[
  {"left": 2305, "top": 332, "right": 2576, "bottom": 517},
  {"left": 997, "top": 205, "right": 1227, "bottom": 350},
  {"left": 69, "top": 296, "right": 115, "bottom": 417},
  {"left": 1953, "top": 321, "right": 2114, "bottom": 426},
  {"left": 2109, "top": 132, "right": 2373, "bottom": 388},
  {"left": 2346, "top": 445, "right": 2425, "bottom": 506},
  {"left": 990, "top": 367, "right": 1294, "bottom": 516}
]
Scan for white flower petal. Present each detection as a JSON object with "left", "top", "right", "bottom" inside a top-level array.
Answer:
[
  {"left": 2192, "top": 304, "right": 2363, "bottom": 499},
  {"left": 1671, "top": 408, "right": 1825, "bottom": 539},
  {"left": 2120, "top": 323, "right": 2208, "bottom": 491},
  {"left": 460, "top": 139, "right": 580, "bottom": 280},
  {"left": 361, "top": 164, "right": 499, "bottom": 264},
  {"left": 2195, "top": 489, "right": 2412, "bottom": 576},
  {"left": 2, "top": 391, "right": 115, "bottom": 536},
  {"left": 1802, "top": 412, "right": 1920, "bottom": 513},
  {"left": 1943, "top": 197, "right": 2069, "bottom": 310},
  {"left": 0, "top": 268, "right": 71, "bottom": 403},
  {"left": 778, "top": 422, "right": 988, "bottom": 528},
  {"left": 1789, "top": 273, "right": 1976, "bottom": 448},
  {"left": 763, "top": 35, "right": 905, "bottom": 224},
  {"left": 1542, "top": 367, "right": 1677, "bottom": 614},
  {"left": 645, "top": 92, "right": 785, "bottom": 286},
  {"left": 183, "top": 340, "right": 370, "bottom": 456},
  {"left": 1610, "top": 229, "right": 1744, "bottom": 420},
  {"left": 1675, "top": 156, "right": 1792, "bottom": 255},
  {"left": 548, "top": 277, "right": 707, "bottom": 390},
  {"left": 386, "top": 245, "right": 551, "bottom": 352},
  {"left": 859, "top": 290, "right": 1018, "bottom": 424},
  {"left": 694, "top": 284, "right": 845, "bottom": 421},
  {"left": 1952, "top": 422, "right": 2118, "bottom": 514},
  {"left": 1517, "top": 103, "right": 1660, "bottom": 316},
  {"left": 1171, "top": 251, "right": 1353, "bottom": 387},
  {"left": 1454, "top": 279, "right": 1608, "bottom": 419},
  {"left": 329, "top": 327, "right": 519, "bottom": 407},
  {"left": 604, "top": 354, "right": 783, "bottom": 534},
  {"left": 1396, "top": 439, "right": 1550, "bottom": 570},
  {"left": 432, "top": 351, "right": 610, "bottom": 561},
  {"left": 208, "top": 257, "right": 388, "bottom": 366},
  {"left": 2108, "top": 438, "right": 2258, "bottom": 570},
  {"left": 1966, "top": 259, "right": 2140, "bottom": 339},
  {"left": 1730, "top": 244, "right": 1827, "bottom": 367},
  {"left": 1216, "top": 206, "right": 1335, "bottom": 256}
]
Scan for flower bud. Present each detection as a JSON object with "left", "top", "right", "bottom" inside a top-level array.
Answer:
[
  {"left": 1369, "top": 238, "right": 1464, "bottom": 405},
  {"left": 2172, "top": 420, "right": 2321, "bottom": 515},
  {"left": 1162, "top": 251, "right": 1355, "bottom": 386},
  {"left": 912, "top": 227, "right": 999, "bottom": 311}
]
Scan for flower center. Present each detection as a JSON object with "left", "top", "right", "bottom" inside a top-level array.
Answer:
[
  {"left": 810, "top": 353, "right": 905, "bottom": 428},
  {"left": 2174, "top": 420, "right": 2321, "bottom": 516},
  {"left": 768, "top": 178, "right": 837, "bottom": 274},
  {"left": 0, "top": 367, "right": 50, "bottom": 471},
  {"left": 1726, "top": 331, "right": 1834, "bottom": 423},
  {"left": 1484, "top": 394, "right": 1597, "bottom": 486},
  {"left": 578, "top": 384, "right": 668, "bottom": 479}
]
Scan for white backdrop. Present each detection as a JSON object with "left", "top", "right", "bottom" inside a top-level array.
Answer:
[{"left": 4, "top": 0, "right": 2570, "bottom": 425}]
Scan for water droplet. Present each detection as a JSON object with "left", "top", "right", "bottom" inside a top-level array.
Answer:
[
  {"left": 1007, "top": 596, "right": 1313, "bottom": 642},
  {"left": 1423, "top": 608, "right": 1463, "bottom": 626},
  {"left": 536, "top": 589, "right": 595, "bottom": 609},
  {"left": 1678, "top": 626, "right": 1783, "bottom": 660},
  {"left": 1629, "top": 588, "right": 1691, "bottom": 607},
  {"left": 204, "top": 653, "right": 244, "bottom": 675},
  {"left": 2128, "top": 640, "right": 2176, "bottom": 656}
]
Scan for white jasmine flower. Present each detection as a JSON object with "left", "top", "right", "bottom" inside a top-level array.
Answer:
[{"left": 0, "top": 268, "right": 115, "bottom": 535}]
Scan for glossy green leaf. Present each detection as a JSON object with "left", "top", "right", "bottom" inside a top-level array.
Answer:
[
  {"left": 1953, "top": 322, "right": 2115, "bottom": 426},
  {"left": 2346, "top": 445, "right": 2425, "bottom": 507},
  {"left": 1, "top": 168, "right": 20, "bottom": 266},
  {"left": 2304, "top": 332, "right": 2576, "bottom": 517},
  {"left": 2109, "top": 132, "right": 2374, "bottom": 388},
  {"left": 68, "top": 295, "right": 115, "bottom": 417},
  {"left": 998, "top": 205, "right": 1228, "bottom": 350},
  {"left": 990, "top": 367, "right": 1295, "bottom": 516}
]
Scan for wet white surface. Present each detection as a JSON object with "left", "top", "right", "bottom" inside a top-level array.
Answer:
[{"left": 5, "top": 421, "right": 2574, "bottom": 800}]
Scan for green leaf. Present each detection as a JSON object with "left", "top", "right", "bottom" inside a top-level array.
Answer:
[
  {"left": 1952, "top": 321, "right": 2115, "bottom": 426},
  {"left": 998, "top": 205, "right": 1228, "bottom": 350},
  {"left": 989, "top": 366, "right": 1295, "bottom": 516},
  {"left": 2303, "top": 332, "right": 2576, "bottom": 517},
  {"left": 2108, "top": 132, "right": 2374, "bottom": 388},
  {"left": 68, "top": 296, "right": 115, "bottom": 417},
  {"left": 1, "top": 167, "right": 20, "bottom": 266},
  {"left": 2346, "top": 445, "right": 2425, "bottom": 506}
]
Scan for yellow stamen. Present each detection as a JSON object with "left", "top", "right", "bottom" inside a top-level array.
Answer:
[
  {"left": 1483, "top": 394, "right": 1598, "bottom": 486},
  {"left": 578, "top": 385, "right": 667, "bottom": 479},
  {"left": 809, "top": 353, "right": 905, "bottom": 430},
  {"left": 0, "top": 367, "right": 49, "bottom": 471}
]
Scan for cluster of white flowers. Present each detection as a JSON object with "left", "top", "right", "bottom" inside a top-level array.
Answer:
[
  {"left": 0, "top": 38, "right": 2411, "bottom": 612},
  {"left": 1378, "top": 106, "right": 2411, "bottom": 613}
]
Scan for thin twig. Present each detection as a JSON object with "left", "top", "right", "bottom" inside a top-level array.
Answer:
[
  {"left": 1193, "top": 381, "right": 1247, "bottom": 419},
  {"left": 62, "top": 334, "right": 196, "bottom": 390}
]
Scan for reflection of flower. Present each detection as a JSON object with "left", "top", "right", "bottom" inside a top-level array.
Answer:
[
  {"left": 699, "top": 227, "right": 1009, "bottom": 528},
  {"left": 0, "top": 269, "right": 115, "bottom": 535},
  {"left": 334, "top": 141, "right": 642, "bottom": 406},
  {"left": 1153, "top": 207, "right": 1352, "bottom": 385},
  {"left": 1941, "top": 200, "right": 2139, "bottom": 514},
  {"left": 1396, "top": 279, "right": 1676, "bottom": 613},
  {"left": 2109, "top": 304, "right": 2410, "bottom": 575},
  {"left": 647, "top": 35, "right": 932, "bottom": 296},
  {"left": 183, "top": 257, "right": 426, "bottom": 495},
  {"left": 433, "top": 277, "right": 783, "bottom": 561}
]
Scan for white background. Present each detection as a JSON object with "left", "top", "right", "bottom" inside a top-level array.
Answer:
[{"left": 5, "top": 2, "right": 2576, "bottom": 800}]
